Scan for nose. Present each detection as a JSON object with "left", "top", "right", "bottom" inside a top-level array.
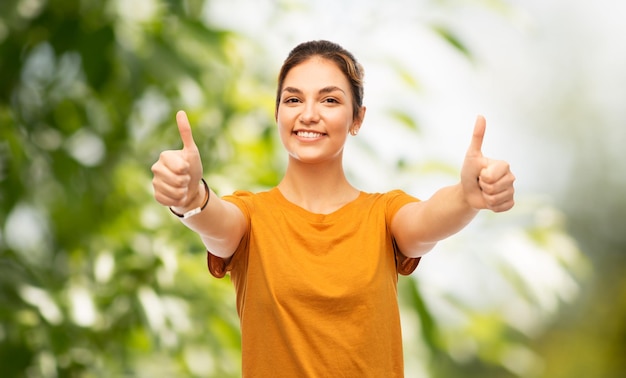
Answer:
[{"left": 299, "top": 102, "right": 320, "bottom": 124}]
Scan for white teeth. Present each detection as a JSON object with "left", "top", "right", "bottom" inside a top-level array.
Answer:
[{"left": 296, "top": 131, "right": 323, "bottom": 138}]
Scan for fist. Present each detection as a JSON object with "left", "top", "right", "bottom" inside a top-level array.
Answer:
[
  {"left": 151, "top": 110, "right": 204, "bottom": 209},
  {"left": 461, "top": 116, "right": 515, "bottom": 212}
]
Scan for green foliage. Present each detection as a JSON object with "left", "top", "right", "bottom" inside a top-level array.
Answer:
[
  {"left": 431, "top": 25, "right": 473, "bottom": 60},
  {"left": 0, "top": 0, "right": 278, "bottom": 376},
  {"left": 0, "top": 0, "right": 595, "bottom": 377}
]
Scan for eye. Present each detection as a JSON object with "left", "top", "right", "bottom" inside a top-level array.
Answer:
[
  {"left": 323, "top": 97, "right": 339, "bottom": 104},
  {"left": 283, "top": 97, "right": 301, "bottom": 104}
]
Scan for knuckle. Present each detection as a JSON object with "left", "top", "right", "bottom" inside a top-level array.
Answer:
[
  {"left": 174, "top": 175, "right": 190, "bottom": 188},
  {"left": 151, "top": 161, "right": 165, "bottom": 175},
  {"left": 484, "top": 194, "right": 503, "bottom": 208},
  {"left": 172, "top": 187, "right": 188, "bottom": 201},
  {"left": 486, "top": 198, "right": 498, "bottom": 208},
  {"left": 158, "top": 150, "right": 172, "bottom": 161},
  {"left": 172, "top": 160, "right": 190, "bottom": 175},
  {"left": 480, "top": 182, "right": 494, "bottom": 194}
]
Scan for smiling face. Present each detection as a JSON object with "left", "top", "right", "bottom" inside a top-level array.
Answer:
[{"left": 277, "top": 57, "right": 365, "bottom": 165}]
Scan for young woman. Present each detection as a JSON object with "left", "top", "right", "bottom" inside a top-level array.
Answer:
[{"left": 151, "top": 40, "right": 515, "bottom": 377}]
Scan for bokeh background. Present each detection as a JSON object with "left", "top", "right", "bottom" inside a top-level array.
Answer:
[{"left": 1, "top": 0, "right": 625, "bottom": 377}]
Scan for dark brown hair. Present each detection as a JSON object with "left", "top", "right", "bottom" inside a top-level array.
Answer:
[{"left": 275, "top": 40, "right": 365, "bottom": 120}]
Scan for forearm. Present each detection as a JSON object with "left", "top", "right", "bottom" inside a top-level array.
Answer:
[
  {"left": 416, "top": 183, "right": 479, "bottom": 242},
  {"left": 170, "top": 182, "right": 245, "bottom": 258}
]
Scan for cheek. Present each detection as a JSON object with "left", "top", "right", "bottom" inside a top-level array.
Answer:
[
  {"left": 276, "top": 114, "right": 288, "bottom": 130},
  {"left": 276, "top": 107, "right": 295, "bottom": 130},
  {"left": 276, "top": 119, "right": 293, "bottom": 145}
]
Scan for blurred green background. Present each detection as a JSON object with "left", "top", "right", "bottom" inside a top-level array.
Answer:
[{"left": 1, "top": 0, "right": 625, "bottom": 377}]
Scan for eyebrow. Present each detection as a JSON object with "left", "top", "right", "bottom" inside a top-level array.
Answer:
[{"left": 282, "top": 86, "right": 346, "bottom": 95}]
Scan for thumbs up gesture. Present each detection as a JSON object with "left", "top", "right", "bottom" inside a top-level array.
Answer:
[
  {"left": 151, "top": 111, "right": 204, "bottom": 210},
  {"left": 461, "top": 116, "right": 515, "bottom": 212}
]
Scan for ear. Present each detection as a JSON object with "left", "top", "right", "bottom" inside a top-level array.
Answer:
[{"left": 351, "top": 106, "right": 366, "bottom": 133}]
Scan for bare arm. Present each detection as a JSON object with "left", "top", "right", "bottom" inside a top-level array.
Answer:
[
  {"left": 151, "top": 111, "right": 246, "bottom": 258},
  {"left": 392, "top": 116, "right": 515, "bottom": 258}
]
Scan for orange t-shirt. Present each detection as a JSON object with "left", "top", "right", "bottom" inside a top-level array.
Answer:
[{"left": 207, "top": 188, "right": 420, "bottom": 377}]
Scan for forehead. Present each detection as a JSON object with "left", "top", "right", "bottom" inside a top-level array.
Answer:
[{"left": 283, "top": 57, "right": 350, "bottom": 91}]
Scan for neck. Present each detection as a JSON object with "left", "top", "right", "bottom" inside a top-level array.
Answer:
[{"left": 277, "top": 158, "right": 359, "bottom": 214}]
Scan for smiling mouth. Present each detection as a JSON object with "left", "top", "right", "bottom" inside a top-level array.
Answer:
[{"left": 295, "top": 131, "right": 326, "bottom": 138}]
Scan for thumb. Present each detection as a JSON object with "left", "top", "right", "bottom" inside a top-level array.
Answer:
[
  {"left": 176, "top": 110, "right": 197, "bottom": 151},
  {"left": 466, "top": 115, "right": 486, "bottom": 158}
]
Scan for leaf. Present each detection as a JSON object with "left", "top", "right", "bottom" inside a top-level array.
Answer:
[
  {"left": 432, "top": 25, "right": 473, "bottom": 59},
  {"left": 388, "top": 108, "right": 421, "bottom": 131},
  {"left": 400, "top": 278, "right": 441, "bottom": 351}
]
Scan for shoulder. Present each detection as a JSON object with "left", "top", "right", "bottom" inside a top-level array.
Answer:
[
  {"left": 357, "top": 190, "right": 420, "bottom": 223},
  {"left": 222, "top": 188, "right": 280, "bottom": 213},
  {"left": 362, "top": 189, "right": 420, "bottom": 208}
]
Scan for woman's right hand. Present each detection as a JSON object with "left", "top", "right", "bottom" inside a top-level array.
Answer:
[{"left": 151, "top": 110, "right": 204, "bottom": 212}]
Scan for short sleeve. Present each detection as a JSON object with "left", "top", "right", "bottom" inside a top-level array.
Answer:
[
  {"left": 395, "top": 247, "right": 421, "bottom": 276},
  {"left": 385, "top": 190, "right": 422, "bottom": 276},
  {"left": 207, "top": 252, "right": 231, "bottom": 278},
  {"left": 206, "top": 191, "right": 253, "bottom": 278}
]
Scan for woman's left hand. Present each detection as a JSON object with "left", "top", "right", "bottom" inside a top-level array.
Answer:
[{"left": 461, "top": 116, "right": 516, "bottom": 212}]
